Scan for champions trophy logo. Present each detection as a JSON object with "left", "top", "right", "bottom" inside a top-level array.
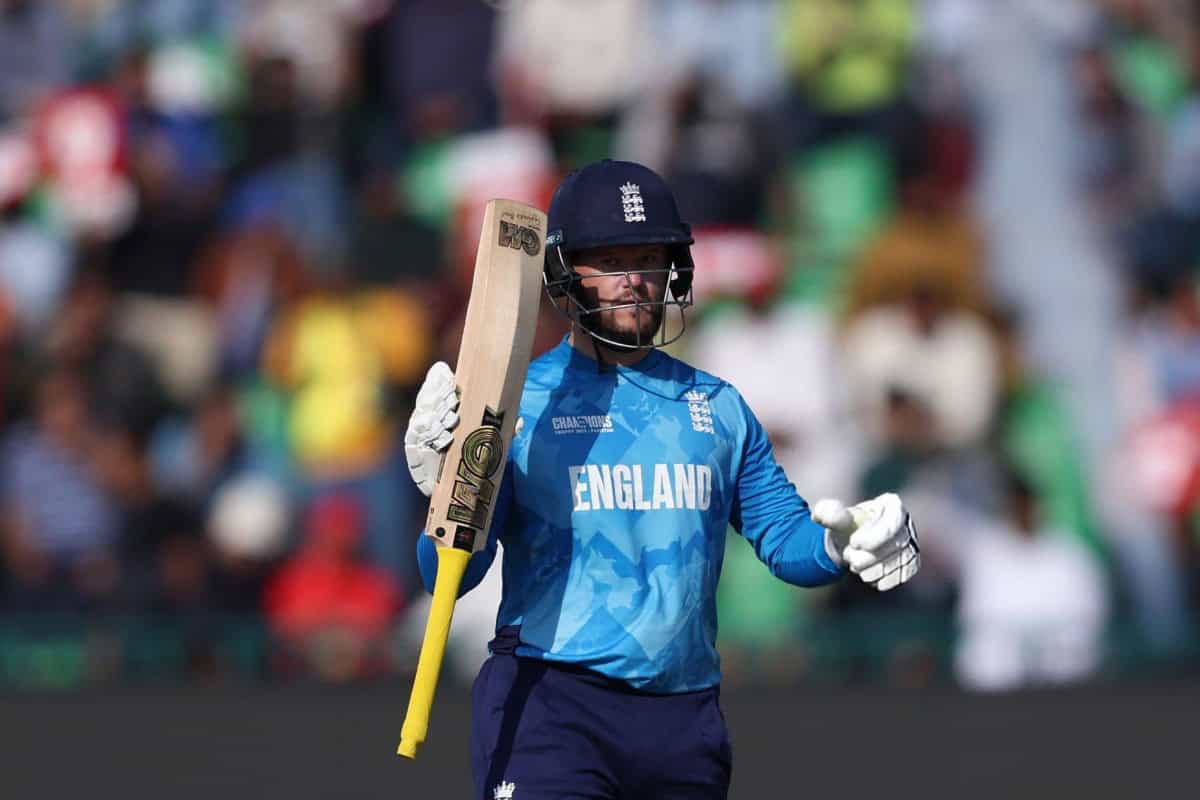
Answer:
[{"left": 620, "top": 181, "right": 646, "bottom": 223}]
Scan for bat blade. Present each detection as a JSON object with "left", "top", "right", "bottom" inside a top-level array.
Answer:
[
  {"left": 426, "top": 199, "right": 544, "bottom": 553},
  {"left": 398, "top": 198, "right": 544, "bottom": 759}
]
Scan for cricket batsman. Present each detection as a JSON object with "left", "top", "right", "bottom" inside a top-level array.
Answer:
[{"left": 405, "top": 160, "right": 921, "bottom": 799}]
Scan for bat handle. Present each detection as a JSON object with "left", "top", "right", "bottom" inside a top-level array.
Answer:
[{"left": 398, "top": 545, "right": 471, "bottom": 759}]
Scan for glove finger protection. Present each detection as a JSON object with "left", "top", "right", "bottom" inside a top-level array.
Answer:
[
  {"left": 405, "top": 362, "right": 460, "bottom": 497},
  {"left": 813, "top": 494, "right": 920, "bottom": 591}
]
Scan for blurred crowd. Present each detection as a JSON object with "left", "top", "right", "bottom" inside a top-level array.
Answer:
[{"left": 1, "top": 0, "right": 1199, "bottom": 691}]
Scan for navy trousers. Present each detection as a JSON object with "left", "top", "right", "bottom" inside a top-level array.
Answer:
[{"left": 470, "top": 652, "right": 732, "bottom": 799}]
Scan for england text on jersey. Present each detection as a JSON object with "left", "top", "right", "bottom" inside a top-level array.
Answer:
[{"left": 567, "top": 463, "right": 713, "bottom": 511}]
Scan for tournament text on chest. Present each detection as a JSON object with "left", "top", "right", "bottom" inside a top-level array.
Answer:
[
  {"left": 552, "top": 414, "right": 614, "bottom": 434},
  {"left": 567, "top": 464, "right": 713, "bottom": 511}
]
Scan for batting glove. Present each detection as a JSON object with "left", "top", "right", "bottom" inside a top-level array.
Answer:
[
  {"left": 813, "top": 493, "right": 920, "bottom": 591},
  {"left": 405, "top": 362, "right": 460, "bottom": 497}
]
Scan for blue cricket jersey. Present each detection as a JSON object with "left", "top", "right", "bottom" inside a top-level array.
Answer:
[{"left": 417, "top": 336, "right": 844, "bottom": 693}]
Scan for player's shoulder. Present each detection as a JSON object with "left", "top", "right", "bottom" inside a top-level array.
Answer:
[
  {"left": 524, "top": 341, "right": 571, "bottom": 390},
  {"left": 653, "top": 350, "right": 743, "bottom": 408},
  {"left": 519, "top": 340, "right": 746, "bottom": 410}
]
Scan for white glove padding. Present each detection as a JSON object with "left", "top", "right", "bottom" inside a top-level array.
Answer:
[
  {"left": 812, "top": 493, "right": 920, "bottom": 592},
  {"left": 405, "top": 362, "right": 460, "bottom": 497}
]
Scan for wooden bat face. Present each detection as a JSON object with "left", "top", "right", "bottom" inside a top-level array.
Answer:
[{"left": 425, "top": 200, "right": 545, "bottom": 554}]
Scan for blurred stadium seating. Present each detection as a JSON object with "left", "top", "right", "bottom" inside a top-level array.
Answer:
[{"left": 0, "top": 0, "right": 1197, "bottom": 702}]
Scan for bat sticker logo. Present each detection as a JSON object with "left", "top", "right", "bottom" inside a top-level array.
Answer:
[
  {"left": 446, "top": 409, "right": 507, "bottom": 545},
  {"left": 498, "top": 220, "right": 541, "bottom": 256}
]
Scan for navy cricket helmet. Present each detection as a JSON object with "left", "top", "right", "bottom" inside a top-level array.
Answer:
[{"left": 544, "top": 160, "right": 696, "bottom": 304}]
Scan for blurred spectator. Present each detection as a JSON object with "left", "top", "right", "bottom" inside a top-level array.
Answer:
[
  {"left": 775, "top": 0, "right": 921, "bottom": 162},
  {"left": 1162, "top": 94, "right": 1200, "bottom": 216},
  {"left": 66, "top": 0, "right": 243, "bottom": 68},
  {"left": 859, "top": 389, "right": 941, "bottom": 498},
  {"left": 628, "top": 75, "right": 777, "bottom": 229},
  {"left": 497, "top": 0, "right": 650, "bottom": 119},
  {"left": 150, "top": 382, "right": 260, "bottom": 508},
  {"left": 0, "top": 275, "right": 34, "bottom": 435},
  {"left": 0, "top": 207, "right": 47, "bottom": 437},
  {"left": 1109, "top": 209, "right": 1200, "bottom": 646},
  {"left": 1, "top": 366, "right": 119, "bottom": 612},
  {"left": 1154, "top": 0, "right": 1200, "bottom": 214},
  {"left": 347, "top": 173, "right": 445, "bottom": 287},
  {"left": 842, "top": 282, "right": 999, "bottom": 449},
  {"left": 848, "top": 388, "right": 1003, "bottom": 612},
  {"left": 955, "top": 470, "right": 1109, "bottom": 691},
  {"left": 496, "top": 0, "right": 651, "bottom": 165},
  {"left": 0, "top": 0, "right": 71, "bottom": 121},
  {"left": 838, "top": 123, "right": 996, "bottom": 449},
  {"left": 112, "top": 292, "right": 217, "bottom": 409},
  {"left": 1099, "top": 0, "right": 1193, "bottom": 123},
  {"left": 105, "top": 44, "right": 222, "bottom": 298},
  {"left": 46, "top": 269, "right": 169, "bottom": 437},
  {"left": 1122, "top": 398, "right": 1200, "bottom": 597},
  {"left": 208, "top": 474, "right": 289, "bottom": 616},
  {"left": 0, "top": 124, "right": 37, "bottom": 210},
  {"left": 241, "top": 0, "right": 391, "bottom": 113},
  {"left": 1118, "top": 220, "right": 1200, "bottom": 532},
  {"left": 1117, "top": 210, "right": 1200, "bottom": 423},
  {"left": 652, "top": 0, "right": 784, "bottom": 112},
  {"left": 841, "top": 113, "right": 981, "bottom": 317},
  {"left": 621, "top": 0, "right": 783, "bottom": 223},
  {"left": 105, "top": 54, "right": 225, "bottom": 409},
  {"left": 379, "top": 0, "right": 499, "bottom": 145},
  {"left": 194, "top": 224, "right": 308, "bottom": 378},
  {"left": 262, "top": 275, "right": 431, "bottom": 579},
  {"left": 91, "top": 421, "right": 208, "bottom": 618},
  {"left": 224, "top": 55, "right": 350, "bottom": 271},
  {"left": 231, "top": 52, "right": 305, "bottom": 180},
  {"left": 33, "top": 85, "right": 138, "bottom": 239},
  {"left": 1074, "top": 44, "right": 1145, "bottom": 225},
  {"left": 0, "top": 207, "right": 72, "bottom": 336},
  {"left": 265, "top": 493, "right": 399, "bottom": 681},
  {"left": 237, "top": 0, "right": 368, "bottom": 113},
  {"left": 262, "top": 279, "right": 430, "bottom": 477}
]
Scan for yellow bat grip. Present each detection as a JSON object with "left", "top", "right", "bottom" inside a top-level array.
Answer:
[{"left": 398, "top": 545, "right": 472, "bottom": 759}]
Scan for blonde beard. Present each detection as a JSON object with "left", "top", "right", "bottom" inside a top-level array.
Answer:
[{"left": 581, "top": 303, "right": 665, "bottom": 349}]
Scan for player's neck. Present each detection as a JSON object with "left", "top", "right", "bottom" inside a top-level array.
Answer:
[{"left": 569, "top": 329, "right": 653, "bottom": 367}]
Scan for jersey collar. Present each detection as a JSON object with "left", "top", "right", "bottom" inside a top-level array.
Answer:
[{"left": 555, "top": 335, "right": 666, "bottom": 377}]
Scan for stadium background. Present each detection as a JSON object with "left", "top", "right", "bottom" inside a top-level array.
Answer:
[{"left": 0, "top": 0, "right": 1198, "bottom": 795}]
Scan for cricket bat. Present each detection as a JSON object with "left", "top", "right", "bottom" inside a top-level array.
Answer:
[{"left": 397, "top": 199, "right": 545, "bottom": 760}]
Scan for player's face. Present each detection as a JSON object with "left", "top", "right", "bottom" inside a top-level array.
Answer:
[{"left": 571, "top": 244, "right": 670, "bottom": 347}]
